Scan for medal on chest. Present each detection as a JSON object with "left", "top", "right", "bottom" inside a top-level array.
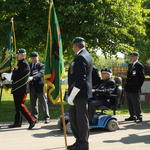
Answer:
[
  {"left": 70, "top": 62, "right": 75, "bottom": 74},
  {"left": 132, "top": 70, "right": 136, "bottom": 75}
]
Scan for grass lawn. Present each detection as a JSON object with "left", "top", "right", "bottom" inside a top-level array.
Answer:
[{"left": 0, "top": 89, "right": 150, "bottom": 122}]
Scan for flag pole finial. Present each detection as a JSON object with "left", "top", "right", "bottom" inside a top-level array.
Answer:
[
  {"left": 10, "top": 17, "right": 14, "bottom": 23},
  {"left": 47, "top": 0, "right": 52, "bottom": 4}
]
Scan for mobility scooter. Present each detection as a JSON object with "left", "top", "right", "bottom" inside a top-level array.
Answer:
[{"left": 58, "top": 77, "right": 123, "bottom": 133}]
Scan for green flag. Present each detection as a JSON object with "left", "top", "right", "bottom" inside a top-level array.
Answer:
[
  {"left": 0, "top": 19, "right": 16, "bottom": 73},
  {"left": 44, "top": 0, "right": 64, "bottom": 104}
]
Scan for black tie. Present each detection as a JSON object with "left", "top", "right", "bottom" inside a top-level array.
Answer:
[
  {"left": 129, "top": 63, "right": 133, "bottom": 72},
  {"left": 32, "top": 63, "right": 36, "bottom": 69}
]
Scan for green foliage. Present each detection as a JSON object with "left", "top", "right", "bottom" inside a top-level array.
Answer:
[
  {"left": 56, "top": 0, "right": 146, "bottom": 59},
  {"left": 116, "top": 43, "right": 135, "bottom": 55},
  {"left": 0, "top": 0, "right": 150, "bottom": 65},
  {"left": 93, "top": 55, "right": 125, "bottom": 69},
  {"left": 0, "top": 0, "right": 49, "bottom": 56},
  {"left": 136, "top": 0, "right": 150, "bottom": 63}
]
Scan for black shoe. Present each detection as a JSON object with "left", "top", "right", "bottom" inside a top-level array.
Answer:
[
  {"left": 28, "top": 121, "right": 36, "bottom": 130},
  {"left": 70, "top": 143, "right": 88, "bottom": 150},
  {"left": 45, "top": 118, "right": 50, "bottom": 124},
  {"left": 35, "top": 120, "right": 39, "bottom": 124},
  {"left": 68, "top": 147, "right": 78, "bottom": 150},
  {"left": 135, "top": 118, "right": 142, "bottom": 123},
  {"left": 8, "top": 124, "right": 22, "bottom": 128},
  {"left": 67, "top": 143, "right": 77, "bottom": 150},
  {"left": 125, "top": 117, "right": 136, "bottom": 121}
]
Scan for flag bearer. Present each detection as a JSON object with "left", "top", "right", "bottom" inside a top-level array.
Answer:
[{"left": 8, "top": 48, "right": 36, "bottom": 129}]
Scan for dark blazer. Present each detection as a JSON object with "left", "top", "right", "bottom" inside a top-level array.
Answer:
[
  {"left": 29, "top": 62, "right": 45, "bottom": 93},
  {"left": 95, "top": 78, "right": 116, "bottom": 98},
  {"left": 68, "top": 48, "right": 93, "bottom": 99},
  {"left": 125, "top": 61, "right": 145, "bottom": 93},
  {"left": 11, "top": 59, "right": 30, "bottom": 94}
]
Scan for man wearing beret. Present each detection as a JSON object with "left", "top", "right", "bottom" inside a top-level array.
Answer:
[
  {"left": 29, "top": 51, "right": 50, "bottom": 123},
  {"left": 67, "top": 37, "right": 93, "bottom": 150},
  {"left": 9, "top": 48, "right": 36, "bottom": 129},
  {"left": 88, "top": 68, "right": 116, "bottom": 123},
  {"left": 125, "top": 52, "right": 145, "bottom": 123}
]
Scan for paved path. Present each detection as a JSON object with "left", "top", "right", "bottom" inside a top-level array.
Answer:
[{"left": 0, "top": 114, "right": 150, "bottom": 150}]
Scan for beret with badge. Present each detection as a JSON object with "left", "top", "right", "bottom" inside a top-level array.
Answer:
[
  {"left": 101, "top": 68, "right": 112, "bottom": 75},
  {"left": 73, "top": 37, "right": 85, "bottom": 44},
  {"left": 16, "top": 48, "right": 26, "bottom": 54},
  {"left": 130, "top": 52, "right": 139, "bottom": 57},
  {"left": 30, "top": 51, "right": 39, "bottom": 57}
]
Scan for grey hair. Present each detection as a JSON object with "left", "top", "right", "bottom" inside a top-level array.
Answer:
[{"left": 76, "top": 41, "right": 85, "bottom": 48}]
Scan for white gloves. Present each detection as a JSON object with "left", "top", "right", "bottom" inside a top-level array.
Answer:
[
  {"left": 68, "top": 97, "right": 74, "bottom": 106},
  {"left": 62, "top": 78, "right": 68, "bottom": 85},
  {"left": 67, "top": 87, "right": 80, "bottom": 106},
  {"left": 1, "top": 73, "right": 12, "bottom": 82},
  {"left": 28, "top": 76, "right": 33, "bottom": 81}
]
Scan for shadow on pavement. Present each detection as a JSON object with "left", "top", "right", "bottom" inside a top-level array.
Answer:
[
  {"left": 103, "top": 120, "right": 150, "bottom": 144},
  {"left": 89, "top": 128, "right": 108, "bottom": 135},
  {"left": 119, "top": 120, "right": 150, "bottom": 130},
  {"left": 32, "top": 128, "right": 73, "bottom": 138},
  {"left": 0, "top": 124, "right": 58, "bottom": 132},
  {"left": 0, "top": 126, "right": 34, "bottom": 132},
  {"left": 40, "top": 124, "right": 58, "bottom": 130},
  {"left": 33, "top": 129, "right": 63, "bottom": 138},
  {"left": 32, "top": 124, "right": 73, "bottom": 138},
  {"left": 103, "top": 133, "right": 150, "bottom": 144}
]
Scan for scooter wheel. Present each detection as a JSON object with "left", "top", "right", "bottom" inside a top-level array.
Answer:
[
  {"left": 106, "top": 119, "right": 119, "bottom": 131},
  {"left": 66, "top": 122, "right": 72, "bottom": 134},
  {"left": 57, "top": 119, "right": 63, "bottom": 130}
]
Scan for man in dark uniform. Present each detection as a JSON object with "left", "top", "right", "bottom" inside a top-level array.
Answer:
[
  {"left": 88, "top": 68, "right": 116, "bottom": 123},
  {"left": 29, "top": 51, "right": 50, "bottom": 123},
  {"left": 125, "top": 52, "right": 145, "bottom": 123},
  {"left": 8, "top": 49, "right": 36, "bottom": 129},
  {"left": 67, "top": 37, "right": 93, "bottom": 150}
]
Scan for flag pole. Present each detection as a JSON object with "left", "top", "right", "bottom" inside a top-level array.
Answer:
[
  {"left": 60, "top": 85, "right": 68, "bottom": 148},
  {"left": 0, "top": 85, "right": 3, "bottom": 104},
  {"left": 47, "top": 0, "right": 67, "bottom": 148},
  {"left": 0, "top": 18, "right": 15, "bottom": 104},
  {"left": 11, "top": 17, "right": 17, "bottom": 54},
  {"left": 10, "top": 17, "right": 17, "bottom": 69}
]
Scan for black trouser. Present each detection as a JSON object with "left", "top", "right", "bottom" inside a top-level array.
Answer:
[
  {"left": 30, "top": 87, "right": 50, "bottom": 120},
  {"left": 88, "top": 101, "right": 103, "bottom": 123},
  {"left": 13, "top": 92, "right": 35, "bottom": 125},
  {"left": 126, "top": 92, "right": 142, "bottom": 119},
  {"left": 69, "top": 97, "right": 89, "bottom": 150},
  {"left": 88, "top": 97, "right": 113, "bottom": 122}
]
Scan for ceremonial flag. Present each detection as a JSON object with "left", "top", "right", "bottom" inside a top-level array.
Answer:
[
  {"left": 44, "top": 0, "right": 64, "bottom": 104},
  {"left": 0, "top": 18, "right": 16, "bottom": 73}
]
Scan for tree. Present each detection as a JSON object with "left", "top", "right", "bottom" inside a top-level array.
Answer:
[
  {"left": 135, "top": 0, "right": 150, "bottom": 63},
  {"left": 0, "top": 0, "right": 149, "bottom": 64},
  {"left": 55, "top": 0, "right": 146, "bottom": 60},
  {"left": 0, "top": 0, "right": 49, "bottom": 58}
]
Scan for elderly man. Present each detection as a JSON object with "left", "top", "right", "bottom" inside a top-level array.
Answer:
[
  {"left": 88, "top": 68, "right": 116, "bottom": 123},
  {"left": 29, "top": 51, "right": 50, "bottom": 123},
  {"left": 125, "top": 52, "right": 145, "bottom": 123},
  {"left": 9, "top": 49, "right": 36, "bottom": 129},
  {"left": 67, "top": 37, "right": 93, "bottom": 150}
]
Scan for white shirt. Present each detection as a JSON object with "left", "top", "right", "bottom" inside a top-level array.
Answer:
[
  {"left": 132, "top": 60, "right": 138, "bottom": 66},
  {"left": 76, "top": 48, "right": 84, "bottom": 55},
  {"left": 32, "top": 62, "right": 38, "bottom": 69}
]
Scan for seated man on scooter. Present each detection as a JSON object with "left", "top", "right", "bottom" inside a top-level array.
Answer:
[{"left": 88, "top": 68, "right": 116, "bottom": 124}]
